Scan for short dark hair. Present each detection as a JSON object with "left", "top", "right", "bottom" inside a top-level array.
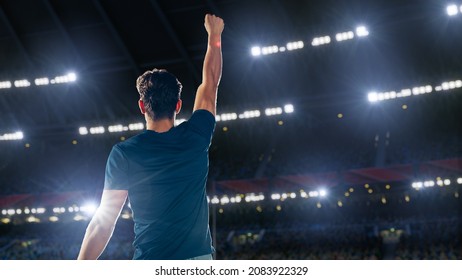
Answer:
[{"left": 136, "top": 68, "right": 182, "bottom": 120}]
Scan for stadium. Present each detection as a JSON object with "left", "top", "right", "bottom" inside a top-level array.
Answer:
[{"left": 0, "top": 0, "right": 461, "bottom": 260}]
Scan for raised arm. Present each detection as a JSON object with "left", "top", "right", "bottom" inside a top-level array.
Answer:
[
  {"left": 77, "top": 189, "right": 127, "bottom": 260},
  {"left": 193, "top": 14, "right": 224, "bottom": 116}
]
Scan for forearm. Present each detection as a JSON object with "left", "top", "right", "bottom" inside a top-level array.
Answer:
[
  {"left": 77, "top": 215, "right": 115, "bottom": 260},
  {"left": 202, "top": 33, "right": 223, "bottom": 88}
]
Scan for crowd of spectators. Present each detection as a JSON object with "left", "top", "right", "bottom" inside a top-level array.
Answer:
[{"left": 1, "top": 190, "right": 459, "bottom": 260}]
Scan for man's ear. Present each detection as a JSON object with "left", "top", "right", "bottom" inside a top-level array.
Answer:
[
  {"left": 138, "top": 99, "right": 146, "bottom": 114},
  {"left": 175, "top": 99, "right": 182, "bottom": 114}
]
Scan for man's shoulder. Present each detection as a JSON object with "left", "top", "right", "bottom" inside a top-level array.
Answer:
[
  {"left": 113, "top": 132, "right": 146, "bottom": 151},
  {"left": 184, "top": 110, "right": 216, "bottom": 140},
  {"left": 189, "top": 109, "right": 215, "bottom": 122}
]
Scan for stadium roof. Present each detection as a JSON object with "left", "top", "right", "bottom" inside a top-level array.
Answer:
[{"left": 1, "top": 0, "right": 461, "bottom": 128}]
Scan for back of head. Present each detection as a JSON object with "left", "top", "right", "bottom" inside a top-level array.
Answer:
[{"left": 136, "top": 69, "right": 183, "bottom": 120}]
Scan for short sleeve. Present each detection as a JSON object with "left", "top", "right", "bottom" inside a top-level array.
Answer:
[
  {"left": 104, "top": 145, "right": 129, "bottom": 190},
  {"left": 187, "top": 109, "right": 216, "bottom": 141}
]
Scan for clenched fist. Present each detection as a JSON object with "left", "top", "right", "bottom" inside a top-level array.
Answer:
[{"left": 204, "top": 14, "right": 224, "bottom": 36}]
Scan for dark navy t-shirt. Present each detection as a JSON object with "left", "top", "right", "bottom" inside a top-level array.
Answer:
[{"left": 104, "top": 110, "right": 215, "bottom": 260}]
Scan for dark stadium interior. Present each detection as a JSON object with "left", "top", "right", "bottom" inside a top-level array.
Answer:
[{"left": 0, "top": 0, "right": 461, "bottom": 259}]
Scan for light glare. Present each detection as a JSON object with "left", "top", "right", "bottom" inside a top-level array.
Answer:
[
  {"left": 251, "top": 46, "right": 261, "bottom": 56},
  {"left": 356, "top": 26, "right": 369, "bottom": 37},
  {"left": 447, "top": 4, "right": 459, "bottom": 16}
]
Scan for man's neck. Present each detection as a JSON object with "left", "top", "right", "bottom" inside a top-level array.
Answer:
[{"left": 146, "top": 117, "right": 175, "bottom": 133}]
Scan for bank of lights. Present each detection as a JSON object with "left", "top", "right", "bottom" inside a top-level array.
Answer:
[
  {"left": 251, "top": 25, "right": 369, "bottom": 56},
  {"left": 368, "top": 79, "right": 462, "bottom": 103},
  {"left": 1, "top": 203, "right": 99, "bottom": 224},
  {"left": 207, "top": 189, "right": 327, "bottom": 205},
  {"left": 0, "top": 72, "right": 77, "bottom": 90},
  {"left": 446, "top": 4, "right": 462, "bottom": 16},
  {"left": 0, "top": 131, "right": 24, "bottom": 141},
  {"left": 412, "top": 177, "right": 462, "bottom": 190}
]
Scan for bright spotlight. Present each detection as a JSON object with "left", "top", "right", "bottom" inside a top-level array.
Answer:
[
  {"left": 51, "top": 72, "right": 78, "bottom": 84},
  {"left": 34, "top": 78, "right": 50, "bottom": 86},
  {"left": 79, "top": 127, "right": 88, "bottom": 135},
  {"left": 447, "top": 4, "right": 459, "bottom": 16},
  {"left": 14, "top": 79, "right": 31, "bottom": 88},
  {"left": 368, "top": 92, "right": 378, "bottom": 103},
  {"left": 251, "top": 46, "right": 262, "bottom": 56},
  {"left": 67, "top": 72, "right": 77, "bottom": 82},
  {"left": 284, "top": 104, "right": 294, "bottom": 113},
  {"left": 319, "top": 189, "right": 327, "bottom": 197},
  {"left": 0, "top": 131, "right": 24, "bottom": 141},
  {"left": 80, "top": 203, "right": 97, "bottom": 214},
  {"left": 356, "top": 26, "right": 369, "bottom": 37},
  {"left": 128, "top": 123, "right": 144, "bottom": 131},
  {"left": 89, "top": 126, "right": 105, "bottom": 135}
]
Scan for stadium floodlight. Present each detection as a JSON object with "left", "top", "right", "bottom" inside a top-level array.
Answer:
[
  {"left": 319, "top": 189, "right": 327, "bottom": 197},
  {"left": 412, "top": 85, "right": 432, "bottom": 95},
  {"left": 220, "top": 196, "right": 230, "bottom": 205},
  {"left": 412, "top": 182, "right": 424, "bottom": 190},
  {"left": 335, "top": 31, "right": 355, "bottom": 42},
  {"left": 444, "top": 179, "right": 451, "bottom": 186},
  {"left": 108, "top": 124, "right": 127, "bottom": 133},
  {"left": 447, "top": 4, "right": 459, "bottom": 16},
  {"left": 80, "top": 203, "right": 97, "bottom": 214},
  {"left": 245, "top": 193, "right": 265, "bottom": 202},
  {"left": 308, "top": 191, "right": 319, "bottom": 197},
  {"left": 34, "top": 77, "right": 49, "bottom": 86},
  {"left": 284, "top": 104, "right": 294, "bottom": 113},
  {"left": 7, "top": 209, "right": 15, "bottom": 215},
  {"left": 355, "top": 26, "right": 369, "bottom": 37},
  {"left": 211, "top": 196, "right": 219, "bottom": 204},
  {"left": 36, "top": 207, "right": 46, "bottom": 214},
  {"left": 261, "top": 45, "right": 279, "bottom": 55},
  {"left": 368, "top": 92, "right": 378, "bottom": 103},
  {"left": 286, "top": 41, "right": 304, "bottom": 51},
  {"left": 423, "top": 180, "right": 435, "bottom": 188},
  {"left": 14, "top": 79, "right": 31, "bottom": 88},
  {"left": 0, "top": 131, "right": 24, "bottom": 141},
  {"left": 89, "top": 126, "right": 105, "bottom": 135},
  {"left": 239, "top": 110, "right": 261, "bottom": 119},
  {"left": 79, "top": 127, "right": 88, "bottom": 135},
  {"left": 51, "top": 72, "right": 77, "bottom": 84},
  {"left": 128, "top": 123, "right": 144, "bottom": 131},
  {"left": 457, "top": 177, "right": 462, "bottom": 184},
  {"left": 0, "top": 81, "right": 12, "bottom": 89},
  {"left": 219, "top": 113, "right": 238, "bottom": 121},
  {"left": 251, "top": 46, "right": 262, "bottom": 56},
  {"left": 271, "top": 193, "right": 281, "bottom": 200},
  {"left": 265, "top": 107, "right": 283, "bottom": 116},
  {"left": 311, "top": 36, "right": 331, "bottom": 46}
]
